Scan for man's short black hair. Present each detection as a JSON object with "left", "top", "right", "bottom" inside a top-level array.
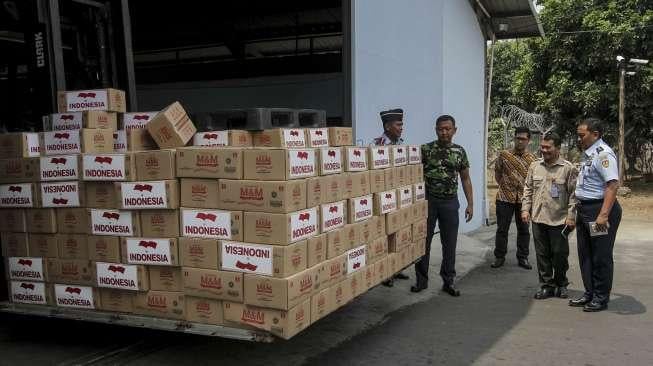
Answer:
[
  {"left": 543, "top": 132, "right": 562, "bottom": 148},
  {"left": 578, "top": 118, "right": 604, "bottom": 137},
  {"left": 514, "top": 126, "right": 531, "bottom": 139},
  {"left": 436, "top": 114, "right": 456, "bottom": 127}
]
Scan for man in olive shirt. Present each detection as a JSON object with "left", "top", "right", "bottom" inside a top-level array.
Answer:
[
  {"left": 521, "top": 132, "right": 578, "bottom": 299},
  {"left": 413, "top": 115, "right": 474, "bottom": 296}
]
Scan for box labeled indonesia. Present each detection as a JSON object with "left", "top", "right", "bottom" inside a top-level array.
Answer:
[
  {"left": 317, "top": 147, "right": 343, "bottom": 175},
  {"left": 149, "top": 267, "right": 183, "bottom": 291},
  {"left": 368, "top": 146, "right": 391, "bottom": 170},
  {"left": 374, "top": 190, "right": 398, "bottom": 215},
  {"left": 218, "top": 179, "right": 305, "bottom": 213},
  {"left": 182, "top": 267, "right": 243, "bottom": 302},
  {"left": 180, "top": 178, "right": 219, "bottom": 208},
  {"left": 186, "top": 296, "right": 223, "bottom": 325},
  {"left": 81, "top": 153, "right": 136, "bottom": 181},
  {"left": 96, "top": 262, "right": 149, "bottom": 291},
  {"left": 40, "top": 129, "right": 114, "bottom": 155},
  {"left": 117, "top": 180, "right": 179, "bottom": 209},
  {"left": 0, "top": 209, "right": 27, "bottom": 232},
  {"left": 47, "top": 258, "right": 95, "bottom": 285},
  {"left": 146, "top": 101, "right": 197, "bottom": 149},
  {"left": 243, "top": 148, "right": 316, "bottom": 180},
  {"left": 305, "top": 128, "right": 329, "bottom": 148},
  {"left": 140, "top": 210, "right": 180, "bottom": 237},
  {"left": 223, "top": 299, "right": 310, "bottom": 340},
  {"left": 176, "top": 147, "right": 243, "bottom": 179},
  {"left": 391, "top": 145, "right": 408, "bottom": 166},
  {"left": 320, "top": 200, "right": 346, "bottom": 233},
  {"left": 54, "top": 284, "right": 98, "bottom": 310},
  {"left": 327, "top": 127, "right": 353, "bottom": 146},
  {"left": 134, "top": 291, "right": 185, "bottom": 320},
  {"left": 398, "top": 185, "right": 413, "bottom": 208},
  {"left": 25, "top": 208, "right": 57, "bottom": 233},
  {"left": 253, "top": 128, "right": 306, "bottom": 148},
  {"left": 193, "top": 130, "right": 252, "bottom": 147},
  {"left": 408, "top": 145, "right": 422, "bottom": 164},
  {"left": 244, "top": 207, "right": 318, "bottom": 245},
  {"left": 347, "top": 195, "right": 373, "bottom": 223},
  {"left": 99, "top": 288, "right": 134, "bottom": 313},
  {"left": 58, "top": 88, "right": 126, "bottom": 113},
  {"left": 88, "top": 209, "right": 141, "bottom": 237},
  {"left": 40, "top": 181, "right": 85, "bottom": 208},
  {"left": 346, "top": 245, "right": 366, "bottom": 274},
  {"left": 0, "top": 157, "right": 39, "bottom": 184},
  {"left": 221, "top": 240, "right": 307, "bottom": 278},
  {"left": 0, "top": 133, "right": 41, "bottom": 159},
  {"left": 343, "top": 147, "right": 368, "bottom": 172},
  {"left": 121, "top": 111, "right": 158, "bottom": 131},
  {"left": 8, "top": 257, "right": 46, "bottom": 281},
  {"left": 122, "top": 237, "right": 179, "bottom": 266},
  {"left": 57, "top": 207, "right": 91, "bottom": 234},
  {"left": 180, "top": 208, "right": 232, "bottom": 240},
  {"left": 40, "top": 155, "right": 79, "bottom": 181},
  {"left": 0, "top": 182, "right": 38, "bottom": 208},
  {"left": 414, "top": 182, "right": 426, "bottom": 201},
  {"left": 10, "top": 280, "right": 50, "bottom": 305},
  {"left": 244, "top": 266, "right": 319, "bottom": 310},
  {"left": 85, "top": 182, "right": 118, "bottom": 208},
  {"left": 88, "top": 236, "right": 121, "bottom": 263},
  {"left": 45, "top": 111, "right": 117, "bottom": 131},
  {"left": 180, "top": 237, "right": 219, "bottom": 270}
]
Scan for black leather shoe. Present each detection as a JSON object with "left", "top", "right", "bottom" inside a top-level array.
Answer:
[
  {"left": 556, "top": 286, "right": 568, "bottom": 299},
  {"left": 517, "top": 258, "right": 532, "bottom": 270},
  {"left": 583, "top": 300, "right": 608, "bottom": 312},
  {"left": 410, "top": 284, "right": 427, "bottom": 293},
  {"left": 534, "top": 287, "right": 555, "bottom": 299},
  {"left": 394, "top": 272, "right": 409, "bottom": 280},
  {"left": 442, "top": 284, "right": 460, "bottom": 297},
  {"left": 569, "top": 296, "right": 592, "bottom": 307},
  {"left": 490, "top": 258, "right": 505, "bottom": 268},
  {"left": 382, "top": 279, "right": 394, "bottom": 287}
]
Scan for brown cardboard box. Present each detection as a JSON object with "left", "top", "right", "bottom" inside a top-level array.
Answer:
[
  {"left": 57, "top": 88, "right": 126, "bottom": 113},
  {"left": 342, "top": 173, "right": 353, "bottom": 199},
  {"left": 47, "top": 258, "right": 95, "bottom": 285},
  {"left": 88, "top": 209, "right": 141, "bottom": 237},
  {"left": 413, "top": 199, "right": 427, "bottom": 220},
  {"left": 244, "top": 266, "right": 318, "bottom": 310},
  {"left": 305, "top": 176, "right": 326, "bottom": 208},
  {"left": 398, "top": 185, "right": 413, "bottom": 209},
  {"left": 374, "top": 256, "right": 389, "bottom": 285},
  {"left": 346, "top": 245, "right": 367, "bottom": 275},
  {"left": 0, "top": 157, "right": 40, "bottom": 184},
  {"left": 342, "top": 223, "right": 361, "bottom": 250},
  {"left": 369, "top": 169, "right": 386, "bottom": 193},
  {"left": 345, "top": 271, "right": 364, "bottom": 299},
  {"left": 329, "top": 279, "right": 349, "bottom": 310},
  {"left": 135, "top": 149, "right": 176, "bottom": 181},
  {"left": 126, "top": 129, "right": 157, "bottom": 151},
  {"left": 87, "top": 235, "right": 121, "bottom": 263},
  {"left": 53, "top": 284, "right": 99, "bottom": 310},
  {"left": 386, "top": 253, "right": 399, "bottom": 276},
  {"left": 1, "top": 232, "right": 29, "bottom": 257},
  {"left": 42, "top": 130, "right": 113, "bottom": 155},
  {"left": 325, "top": 174, "right": 344, "bottom": 203},
  {"left": 395, "top": 166, "right": 408, "bottom": 187},
  {"left": 0, "top": 133, "right": 41, "bottom": 159},
  {"left": 218, "top": 179, "right": 306, "bottom": 213},
  {"left": 383, "top": 168, "right": 396, "bottom": 190},
  {"left": 180, "top": 208, "right": 234, "bottom": 240},
  {"left": 56, "top": 208, "right": 89, "bottom": 234},
  {"left": 371, "top": 215, "right": 387, "bottom": 240},
  {"left": 220, "top": 240, "right": 307, "bottom": 278},
  {"left": 368, "top": 236, "right": 388, "bottom": 262},
  {"left": 243, "top": 148, "right": 316, "bottom": 181},
  {"left": 81, "top": 129, "right": 114, "bottom": 154},
  {"left": 9, "top": 280, "right": 52, "bottom": 305},
  {"left": 185, "top": 296, "right": 223, "bottom": 325},
  {"left": 305, "top": 128, "right": 329, "bottom": 148},
  {"left": 179, "top": 237, "right": 219, "bottom": 270},
  {"left": 39, "top": 181, "right": 84, "bottom": 208},
  {"left": 317, "top": 147, "right": 343, "bottom": 175},
  {"left": 180, "top": 178, "right": 219, "bottom": 208},
  {"left": 388, "top": 226, "right": 412, "bottom": 253},
  {"left": 253, "top": 128, "right": 306, "bottom": 148},
  {"left": 146, "top": 102, "right": 196, "bottom": 148},
  {"left": 192, "top": 131, "right": 229, "bottom": 147},
  {"left": 391, "top": 145, "right": 408, "bottom": 166},
  {"left": 0, "top": 183, "right": 39, "bottom": 208},
  {"left": 81, "top": 153, "right": 136, "bottom": 181},
  {"left": 412, "top": 219, "right": 427, "bottom": 240},
  {"left": 223, "top": 299, "right": 311, "bottom": 340},
  {"left": 28, "top": 234, "right": 58, "bottom": 258},
  {"left": 343, "top": 147, "right": 368, "bottom": 172},
  {"left": 320, "top": 200, "right": 346, "bottom": 233},
  {"left": 26, "top": 208, "right": 57, "bottom": 233},
  {"left": 0, "top": 209, "right": 27, "bottom": 232},
  {"left": 140, "top": 209, "right": 180, "bottom": 237},
  {"left": 400, "top": 205, "right": 413, "bottom": 225},
  {"left": 374, "top": 190, "right": 398, "bottom": 215},
  {"left": 327, "top": 127, "right": 353, "bottom": 147},
  {"left": 120, "top": 112, "right": 158, "bottom": 131},
  {"left": 85, "top": 182, "right": 118, "bottom": 209},
  {"left": 310, "top": 287, "right": 331, "bottom": 324},
  {"left": 148, "top": 266, "right": 182, "bottom": 291},
  {"left": 363, "top": 263, "right": 375, "bottom": 291},
  {"left": 7, "top": 256, "right": 46, "bottom": 281},
  {"left": 325, "top": 254, "right": 347, "bottom": 286},
  {"left": 307, "top": 234, "right": 327, "bottom": 267},
  {"left": 244, "top": 207, "right": 318, "bottom": 245},
  {"left": 117, "top": 180, "right": 179, "bottom": 210},
  {"left": 96, "top": 262, "right": 149, "bottom": 291},
  {"left": 386, "top": 210, "right": 402, "bottom": 235},
  {"left": 99, "top": 288, "right": 134, "bottom": 313},
  {"left": 176, "top": 147, "right": 243, "bottom": 179},
  {"left": 351, "top": 171, "right": 371, "bottom": 197},
  {"left": 413, "top": 182, "right": 426, "bottom": 201},
  {"left": 228, "top": 130, "right": 253, "bottom": 147},
  {"left": 347, "top": 195, "right": 373, "bottom": 224},
  {"left": 134, "top": 290, "right": 185, "bottom": 320},
  {"left": 326, "top": 228, "right": 346, "bottom": 259},
  {"left": 57, "top": 234, "right": 88, "bottom": 259},
  {"left": 359, "top": 218, "right": 373, "bottom": 243},
  {"left": 122, "top": 237, "right": 179, "bottom": 266},
  {"left": 368, "top": 146, "right": 391, "bottom": 170},
  {"left": 182, "top": 267, "right": 243, "bottom": 302}
]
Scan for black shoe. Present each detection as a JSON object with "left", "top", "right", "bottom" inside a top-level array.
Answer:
[
  {"left": 490, "top": 258, "right": 505, "bottom": 268},
  {"left": 382, "top": 279, "right": 394, "bottom": 287},
  {"left": 569, "top": 295, "right": 592, "bottom": 307},
  {"left": 556, "top": 286, "right": 569, "bottom": 299},
  {"left": 517, "top": 258, "right": 532, "bottom": 270},
  {"left": 442, "top": 284, "right": 460, "bottom": 297},
  {"left": 394, "top": 272, "right": 410, "bottom": 280},
  {"left": 534, "top": 287, "right": 555, "bottom": 299},
  {"left": 583, "top": 300, "right": 608, "bottom": 312},
  {"left": 410, "top": 284, "right": 427, "bottom": 293}
]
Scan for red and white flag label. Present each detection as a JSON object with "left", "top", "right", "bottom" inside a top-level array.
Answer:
[
  {"left": 399, "top": 185, "right": 413, "bottom": 208},
  {"left": 122, "top": 112, "right": 158, "bottom": 131},
  {"left": 319, "top": 147, "right": 342, "bottom": 175},
  {"left": 96, "top": 262, "right": 141, "bottom": 291},
  {"left": 193, "top": 131, "right": 229, "bottom": 147},
  {"left": 282, "top": 129, "right": 307, "bottom": 148},
  {"left": 347, "top": 245, "right": 366, "bottom": 274},
  {"left": 288, "top": 149, "right": 316, "bottom": 179},
  {"left": 181, "top": 209, "right": 231, "bottom": 239},
  {"left": 308, "top": 128, "right": 329, "bottom": 147},
  {"left": 40, "top": 155, "right": 79, "bottom": 181},
  {"left": 221, "top": 241, "right": 273, "bottom": 276},
  {"left": 414, "top": 183, "right": 425, "bottom": 201},
  {"left": 353, "top": 195, "right": 373, "bottom": 222},
  {"left": 126, "top": 238, "right": 173, "bottom": 265},
  {"left": 43, "top": 130, "right": 81, "bottom": 155},
  {"left": 320, "top": 201, "right": 345, "bottom": 233},
  {"left": 51, "top": 112, "right": 83, "bottom": 131},
  {"left": 346, "top": 147, "right": 368, "bottom": 171},
  {"left": 65, "top": 90, "right": 108, "bottom": 112},
  {"left": 90, "top": 209, "right": 135, "bottom": 236},
  {"left": 41, "top": 181, "right": 81, "bottom": 208},
  {"left": 408, "top": 145, "right": 422, "bottom": 164},
  {"left": 54, "top": 284, "right": 95, "bottom": 309},
  {"left": 8, "top": 257, "right": 45, "bottom": 281},
  {"left": 290, "top": 207, "right": 318, "bottom": 242},
  {"left": 11, "top": 281, "right": 47, "bottom": 305},
  {"left": 392, "top": 146, "right": 408, "bottom": 166},
  {"left": 0, "top": 183, "right": 34, "bottom": 208},
  {"left": 370, "top": 146, "right": 391, "bottom": 169},
  {"left": 121, "top": 181, "right": 168, "bottom": 209},
  {"left": 379, "top": 190, "right": 397, "bottom": 214},
  {"left": 82, "top": 154, "right": 127, "bottom": 181}
]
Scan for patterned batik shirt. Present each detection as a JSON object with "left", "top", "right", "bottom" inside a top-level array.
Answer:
[
  {"left": 421, "top": 140, "right": 470, "bottom": 199},
  {"left": 494, "top": 149, "right": 537, "bottom": 204}
]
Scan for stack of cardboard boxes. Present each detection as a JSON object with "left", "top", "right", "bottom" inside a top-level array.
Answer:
[{"left": 1, "top": 89, "right": 427, "bottom": 340}]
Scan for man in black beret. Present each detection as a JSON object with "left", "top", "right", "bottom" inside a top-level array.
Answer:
[{"left": 374, "top": 108, "right": 404, "bottom": 145}]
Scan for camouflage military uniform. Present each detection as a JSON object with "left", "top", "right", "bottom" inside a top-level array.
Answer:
[{"left": 415, "top": 140, "right": 470, "bottom": 289}]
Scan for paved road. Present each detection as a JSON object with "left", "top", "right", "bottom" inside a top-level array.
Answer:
[{"left": 1, "top": 219, "right": 651, "bottom": 365}]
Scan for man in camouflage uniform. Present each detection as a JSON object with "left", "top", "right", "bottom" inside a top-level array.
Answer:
[
  {"left": 374, "top": 108, "right": 409, "bottom": 286},
  {"left": 413, "top": 115, "right": 474, "bottom": 296}
]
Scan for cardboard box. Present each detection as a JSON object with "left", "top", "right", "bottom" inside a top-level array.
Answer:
[
  {"left": 0, "top": 209, "right": 27, "bottom": 232},
  {"left": 146, "top": 101, "right": 197, "bottom": 149},
  {"left": 96, "top": 262, "right": 149, "bottom": 291},
  {"left": 120, "top": 111, "right": 158, "bottom": 131},
  {"left": 148, "top": 266, "right": 182, "bottom": 292},
  {"left": 307, "top": 234, "right": 327, "bottom": 267},
  {"left": 126, "top": 129, "right": 157, "bottom": 151},
  {"left": 117, "top": 180, "right": 179, "bottom": 210},
  {"left": 9, "top": 280, "right": 51, "bottom": 305},
  {"left": 57, "top": 88, "right": 126, "bottom": 113},
  {"left": 391, "top": 145, "right": 408, "bottom": 166},
  {"left": 176, "top": 147, "right": 243, "bottom": 179},
  {"left": 368, "top": 146, "right": 391, "bottom": 170},
  {"left": 347, "top": 195, "right": 373, "bottom": 224},
  {"left": 28, "top": 233, "right": 58, "bottom": 258},
  {"left": 368, "top": 236, "right": 388, "bottom": 262},
  {"left": 0, "top": 183, "right": 39, "bottom": 208},
  {"left": 343, "top": 147, "right": 368, "bottom": 172},
  {"left": 180, "top": 208, "right": 232, "bottom": 240},
  {"left": 408, "top": 145, "right": 422, "bottom": 164},
  {"left": 88, "top": 209, "right": 140, "bottom": 237},
  {"left": 389, "top": 226, "right": 412, "bottom": 252},
  {"left": 180, "top": 178, "right": 219, "bottom": 208},
  {"left": 134, "top": 149, "right": 175, "bottom": 181},
  {"left": 57, "top": 234, "right": 88, "bottom": 259},
  {"left": 87, "top": 235, "right": 121, "bottom": 263},
  {"left": 372, "top": 215, "right": 387, "bottom": 239},
  {"left": 346, "top": 245, "right": 366, "bottom": 274},
  {"left": 310, "top": 287, "right": 331, "bottom": 324},
  {"left": 244, "top": 266, "right": 318, "bottom": 310},
  {"left": 223, "top": 299, "right": 311, "bottom": 340},
  {"left": 38, "top": 181, "right": 83, "bottom": 209},
  {"left": 99, "top": 288, "right": 134, "bottom": 313},
  {"left": 327, "top": 127, "right": 353, "bottom": 147},
  {"left": 40, "top": 129, "right": 114, "bottom": 155},
  {"left": 350, "top": 171, "right": 371, "bottom": 197},
  {"left": 317, "top": 147, "right": 343, "bottom": 175},
  {"left": 221, "top": 240, "right": 307, "bottom": 278},
  {"left": 412, "top": 219, "right": 428, "bottom": 240},
  {"left": 345, "top": 270, "right": 364, "bottom": 299},
  {"left": 319, "top": 200, "right": 346, "bottom": 233},
  {"left": 122, "top": 237, "right": 179, "bottom": 266},
  {"left": 47, "top": 258, "right": 95, "bottom": 285},
  {"left": 359, "top": 218, "right": 373, "bottom": 243},
  {"left": 26, "top": 208, "right": 57, "bottom": 233},
  {"left": 1, "top": 233, "right": 29, "bottom": 257},
  {"left": 192, "top": 131, "right": 229, "bottom": 147},
  {"left": 413, "top": 199, "right": 427, "bottom": 221},
  {"left": 44, "top": 111, "right": 117, "bottom": 131},
  {"left": 185, "top": 296, "right": 223, "bottom": 325},
  {"left": 139, "top": 210, "right": 179, "bottom": 238},
  {"left": 0, "top": 133, "right": 41, "bottom": 159},
  {"left": 85, "top": 182, "right": 118, "bottom": 209},
  {"left": 179, "top": 237, "right": 219, "bottom": 270},
  {"left": 374, "top": 190, "right": 398, "bottom": 215},
  {"left": 113, "top": 130, "right": 127, "bottom": 152},
  {"left": 374, "top": 256, "right": 389, "bottom": 285},
  {"left": 183, "top": 267, "right": 243, "bottom": 302},
  {"left": 244, "top": 207, "right": 318, "bottom": 245},
  {"left": 329, "top": 279, "right": 349, "bottom": 310},
  {"left": 387, "top": 253, "right": 400, "bottom": 276},
  {"left": 39, "top": 155, "right": 79, "bottom": 181},
  {"left": 383, "top": 168, "right": 396, "bottom": 190},
  {"left": 396, "top": 166, "right": 408, "bottom": 187},
  {"left": 369, "top": 169, "right": 386, "bottom": 193},
  {"left": 326, "top": 228, "right": 346, "bottom": 259},
  {"left": 413, "top": 182, "right": 426, "bottom": 201},
  {"left": 342, "top": 223, "right": 360, "bottom": 250},
  {"left": 0, "top": 157, "right": 39, "bottom": 184},
  {"left": 81, "top": 153, "right": 135, "bottom": 181},
  {"left": 398, "top": 185, "right": 413, "bottom": 209},
  {"left": 305, "top": 128, "right": 329, "bottom": 148},
  {"left": 218, "top": 179, "right": 306, "bottom": 213},
  {"left": 253, "top": 128, "right": 306, "bottom": 148},
  {"left": 324, "top": 174, "right": 344, "bottom": 203},
  {"left": 324, "top": 254, "right": 347, "bottom": 286},
  {"left": 400, "top": 206, "right": 413, "bottom": 227},
  {"left": 55, "top": 208, "right": 88, "bottom": 234},
  {"left": 243, "top": 148, "right": 317, "bottom": 181},
  {"left": 305, "top": 176, "right": 326, "bottom": 208},
  {"left": 7, "top": 256, "right": 46, "bottom": 281},
  {"left": 53, "top": 284, "right": 99, "bottom": 310},
  {"left": 134, "top": 290, "right": 185, "bottom": 320},
  {"left": 385, "top": 210, "right": 403, "bottom": 235}
]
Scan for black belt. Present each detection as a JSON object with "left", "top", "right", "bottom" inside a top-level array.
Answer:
[{"left": 578, "top": 198, "right": 603, "bottom": 205}]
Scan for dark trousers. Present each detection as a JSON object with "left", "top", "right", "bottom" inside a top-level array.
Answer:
[
  {"left": 576, "top": 200, "right": 622, "bottom": 305},
  {"left": 415, "top": 197, "right": 459, "bottom": 287},
  {"left": 532, "top": 222, "right": 569, "bottom": 288},
  {"left": 494, "top": 200, "right": 530, "bottom": 260}
]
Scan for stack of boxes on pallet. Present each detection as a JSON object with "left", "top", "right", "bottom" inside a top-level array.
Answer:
[{"left": 1, "top": 89, "right": 428, "bottom": 340}]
